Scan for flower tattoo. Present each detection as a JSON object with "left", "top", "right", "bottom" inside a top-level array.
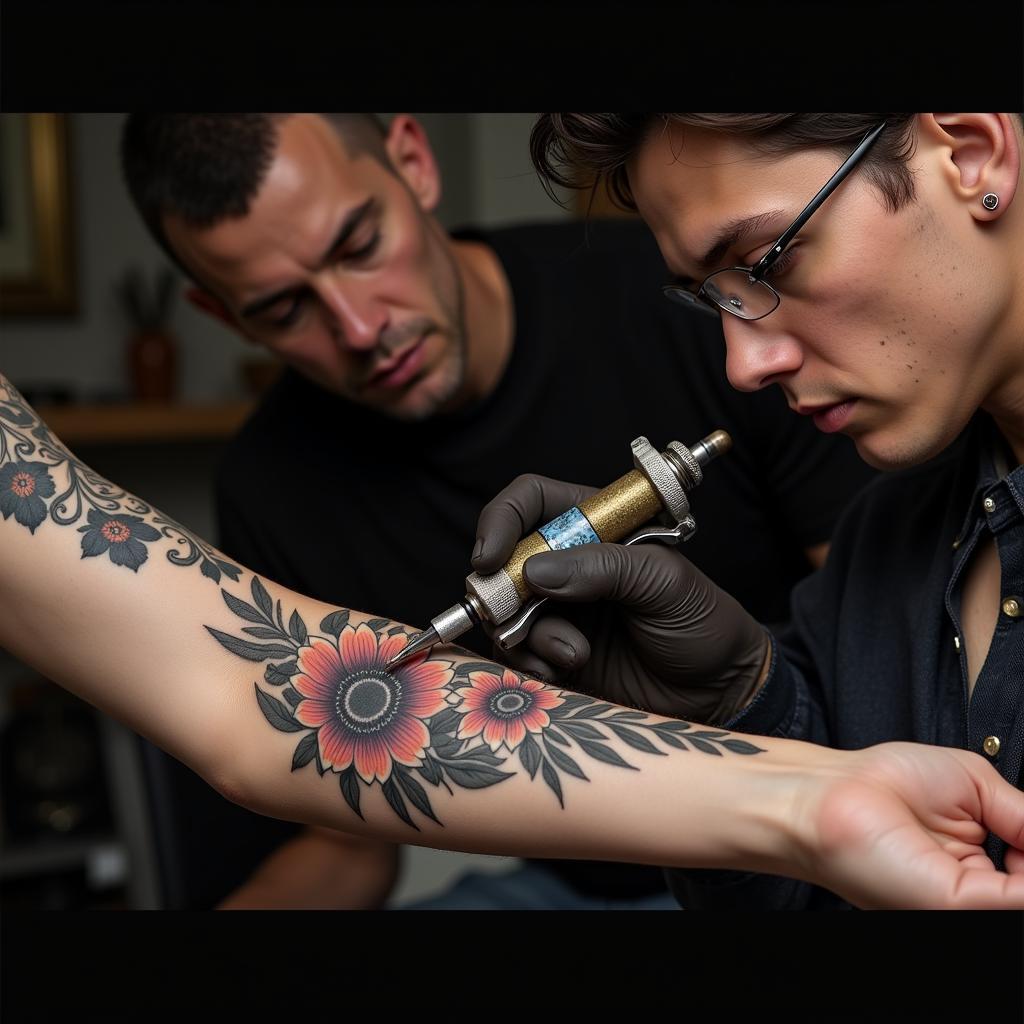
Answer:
[
  {"left": 207, "top": 576, "right": 766, "bottom": 830},
  {"left": 293, "top": 624, "right": 451, "bottom": 783},
  {"left": 78, "top": 508, "right": 161, "bottom": 571},
  {"left": 0, "top": 460, "right": 55, "bottom": 533},
  {"left": 455, "top": 668, "right": 564, "bottom": 751}
]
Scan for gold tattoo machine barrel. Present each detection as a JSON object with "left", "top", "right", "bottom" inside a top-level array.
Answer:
[{"left": 386, "top": 430, "right": 732, "bottom": 669}]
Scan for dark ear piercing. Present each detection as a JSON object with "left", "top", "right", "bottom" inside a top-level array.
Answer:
[{"left": 982, "top": 193, "right": 1000, "bottom": 211}]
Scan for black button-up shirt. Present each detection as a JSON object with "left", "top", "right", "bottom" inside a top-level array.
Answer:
[{"left": 667, "top": 415, "right": 1024, "bottom": 909}]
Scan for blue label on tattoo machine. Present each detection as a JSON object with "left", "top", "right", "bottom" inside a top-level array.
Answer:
[{"left": 538, "top": 507, "right": 600, "bottom": 550}]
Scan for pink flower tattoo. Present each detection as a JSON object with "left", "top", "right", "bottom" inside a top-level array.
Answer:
[
  {"left": 455, "top": 668, "right": 564, "bottom": 752},
  {"left": 292, "top": 623, "right": 452, "bottom": 784}
]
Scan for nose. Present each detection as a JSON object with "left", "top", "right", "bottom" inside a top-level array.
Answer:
[
  {"left": 317, "top": 273, "right": 387, "bottom": 352},
  {"left": 721, "top": 314, "right": 804, "bottom": 392}
]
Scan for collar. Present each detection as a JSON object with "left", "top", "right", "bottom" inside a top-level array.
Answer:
[{"left": 954, "top": 415, "right": 1024, "bottom": 545}]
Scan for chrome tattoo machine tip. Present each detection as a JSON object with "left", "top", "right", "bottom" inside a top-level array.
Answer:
[{"left": 385, "top": 624, "right": 442, "bottom": 669}]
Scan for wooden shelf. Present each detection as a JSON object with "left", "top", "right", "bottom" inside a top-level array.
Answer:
[{"left": 33, "top": 400, "right": 257, "bottom": 445}]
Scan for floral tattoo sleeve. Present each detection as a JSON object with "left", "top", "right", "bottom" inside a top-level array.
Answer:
[
  {"left": 0, "top": 378, "right": 240, "bottom": 581},
  {"left": 1, "top": 375, "right": 765, "bottom": 832},
  {"left": 208, "top": 576, "right": 766, "bottom": 831}
]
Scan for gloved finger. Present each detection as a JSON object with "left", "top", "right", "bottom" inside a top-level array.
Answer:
[
  {"left": 522, "top": 541, "right": 696, "bottom": 612},
  {"left": 490, "top": 640, "right": 564, "bottom": 683},
  {"left": 519, "top": 614, "right": 592, "bottom": 671},
  {"left": 473, "top": 475, "right": 597, "bottom": 574}
]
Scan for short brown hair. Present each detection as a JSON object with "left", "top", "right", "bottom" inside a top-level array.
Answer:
[
  {"left": 530, "top": 114, "right": 919, "bottom": 214},
  {"left": 121, "top": 113, "right": 387, "bottom": 279}
]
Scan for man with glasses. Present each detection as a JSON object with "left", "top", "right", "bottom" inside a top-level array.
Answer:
[
  {"left": 120, "top": 113, "right": 876, "bottom": 909},
  {"left": 473, "top": 113, "right": 1022, "bottom": 909}
]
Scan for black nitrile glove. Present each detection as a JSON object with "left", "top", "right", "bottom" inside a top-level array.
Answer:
[{"left": 472, "top": 474, "right": 771, "bottom": 724}]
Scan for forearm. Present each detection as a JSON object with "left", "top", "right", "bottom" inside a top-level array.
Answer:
[{"left": 0, "top": 373, "right": 828, "bottom": 878}]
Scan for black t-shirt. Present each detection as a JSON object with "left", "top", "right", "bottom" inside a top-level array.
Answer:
[{"left": 211, "top": 219, "right": 877, "bottom": 902}]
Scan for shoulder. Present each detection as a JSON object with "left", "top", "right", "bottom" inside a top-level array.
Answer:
[{"left": 477, "top": 218, "right": 665, "bottom": 276}]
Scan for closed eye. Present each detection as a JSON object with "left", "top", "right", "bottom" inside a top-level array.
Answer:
[
  {"left": 346, "top": 231, "right": 380, "bottom": 262},
  {"left": 264, "top": 294, "right": 305, "bottom": 329}
]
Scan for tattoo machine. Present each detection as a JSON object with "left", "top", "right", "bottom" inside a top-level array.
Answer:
[{"left": 386, "top": 430, "right": 731, "bottom": 669}]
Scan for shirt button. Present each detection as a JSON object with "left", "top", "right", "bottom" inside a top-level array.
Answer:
[
  {"left": 983, "top": 736, "right": 1001, "bottom": 757},
  {"left": 1002, "top": 596, "right": 1022, "bottom": 618},
  {"left": 983, "top": 496, "right": 996, "bottom": 513},
  {"left": 953, "top": 635, "right": 961, "bottom": 651}
]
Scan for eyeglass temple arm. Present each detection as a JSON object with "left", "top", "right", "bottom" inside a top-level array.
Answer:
[{"left": 749, "top": 120, "right": 888, "bottom": 281}]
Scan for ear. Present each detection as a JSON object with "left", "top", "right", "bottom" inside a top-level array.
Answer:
[
  {"left": 383, "top": 114, "right": 442, "bottom": 213},
  {"left": 186, "top": 286, "right": 255, "bottom": 344},
  {"left": 920, "top": 113, "right": 1020, "bottom": 221}
]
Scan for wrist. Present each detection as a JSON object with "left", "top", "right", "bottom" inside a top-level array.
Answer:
[{"left": 706, "top": 738, "right": 852, "bottom": 882}]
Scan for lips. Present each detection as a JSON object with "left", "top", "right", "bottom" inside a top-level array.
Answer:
[
  {"left": 366, "top": 334, "right": 429, "bottom": 391},
  {"left": 798, "top": 399, "right": 857, "bottom": 434}
]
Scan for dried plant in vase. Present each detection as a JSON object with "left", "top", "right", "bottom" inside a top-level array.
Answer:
[{"left": 118, "top": 265, "right": 179, "bottom": 401}]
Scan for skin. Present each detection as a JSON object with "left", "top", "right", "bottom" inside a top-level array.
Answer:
[
  {"left": 629, "top": 113, "right": 1024, "bottom": 470},
  {"left": 165, "top": 114, "right": 515, "bottom": 422}
]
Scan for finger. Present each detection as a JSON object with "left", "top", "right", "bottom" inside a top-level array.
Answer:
[
  {"left": 473, "top": 475, "right": 597, "bottom": 574},
  {"left": 491, "top": 641, "right": 563, "bottom": 683},
  {"left": 941, "top": 864, "right": 1024, "bottom": 909},
  {"left": 522, "top": 615, "right": 592, "bottom": 671},
  {"left": 973, "top": 758, "right": 1024, "bottom": 853},
  {"left": 522, "top": 542, "right": 691, "bottom": 611},
  {"left": 1005, "top": 847, "right": 1024, "bottom": 874}
]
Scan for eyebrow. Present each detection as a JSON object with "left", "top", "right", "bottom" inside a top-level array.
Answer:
[
  {"left": 239, "top": 197, "right": 377, "bottom": 318},
  {"left": 674, "top": 209, "right": 787, "bottom": 286}
]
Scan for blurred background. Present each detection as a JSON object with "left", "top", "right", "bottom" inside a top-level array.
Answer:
[{"left": 0, "top": 112, "right": 598, "bottom": 909}]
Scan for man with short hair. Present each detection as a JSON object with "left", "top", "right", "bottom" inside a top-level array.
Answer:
[
  {"left": 473, "top": 112, "right": 1024, "bottom": 909},
  {"left": 121, "top": 112, "right": 876, "bottom": 909}
]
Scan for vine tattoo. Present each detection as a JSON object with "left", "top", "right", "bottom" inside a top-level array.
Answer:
[
  {"left": 209, "top": 575, "right": 767, "bottom": 831},
  {"left": 0, "top": 378, "right": 241, "bottom": 582}
]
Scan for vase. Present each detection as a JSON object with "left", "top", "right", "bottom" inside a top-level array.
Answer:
[{"left": 127, "top": 329, "right": 177, "bottom": 401}]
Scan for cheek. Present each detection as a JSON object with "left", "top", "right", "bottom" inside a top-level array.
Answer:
[{"left": 788, "top": 223, "right": 948, "bottom": 380}]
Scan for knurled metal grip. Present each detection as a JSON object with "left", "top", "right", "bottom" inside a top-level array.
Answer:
[
  {"left": 665, "top": 440, "right": 703, "bottom": 490},
  {"left": 464, "top": 568, "right": 522, "bottom": 625},
  {"left": 430, "top": 602, "right": 476, "bottom": 643},
  {"left": 631, "top": 436, "right": 691, "bottom": 526}
]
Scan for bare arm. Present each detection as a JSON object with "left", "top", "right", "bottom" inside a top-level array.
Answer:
[{"left": 2, "top": 374, "right": 1024, "bottom": 908}]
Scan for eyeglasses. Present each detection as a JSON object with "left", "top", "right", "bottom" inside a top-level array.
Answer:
[{"left": 662, "top": 121, "right": 887, "bottom": 321}]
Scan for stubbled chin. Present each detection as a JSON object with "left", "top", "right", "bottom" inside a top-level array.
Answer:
[{"left": 852, "top": 419, "right": 965, "bottom": 472}]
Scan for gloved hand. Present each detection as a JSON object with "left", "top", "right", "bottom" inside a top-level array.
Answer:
[{"left": 472, "top": 474, "right": 771, "bottom": 724}]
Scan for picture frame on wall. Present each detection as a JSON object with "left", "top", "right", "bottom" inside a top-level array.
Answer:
[{"left": 0, "top": 113, "right": 76, "bottom": 316}]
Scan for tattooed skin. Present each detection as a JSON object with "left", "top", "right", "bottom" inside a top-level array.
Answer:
[
  {"left": 0, "top": 375, "right": 765, "bottom": 831},
  {"left": 209, "top": 576, "right": 766, "bottom": 830},
  {"left": 0, "top": 378, "right": 241, "bottom": 582}
]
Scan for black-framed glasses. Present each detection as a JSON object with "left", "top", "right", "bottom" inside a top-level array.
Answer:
[{"left": 662, "top": 121, "right": 887, "bottom": 321}]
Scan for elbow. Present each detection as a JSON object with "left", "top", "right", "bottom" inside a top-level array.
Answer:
[
  {"left": 186, "top": 708, "right": 262, "bottom": 815},
  {"left": 205, "top": 756, "right": 254, "bottom": 814}
]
